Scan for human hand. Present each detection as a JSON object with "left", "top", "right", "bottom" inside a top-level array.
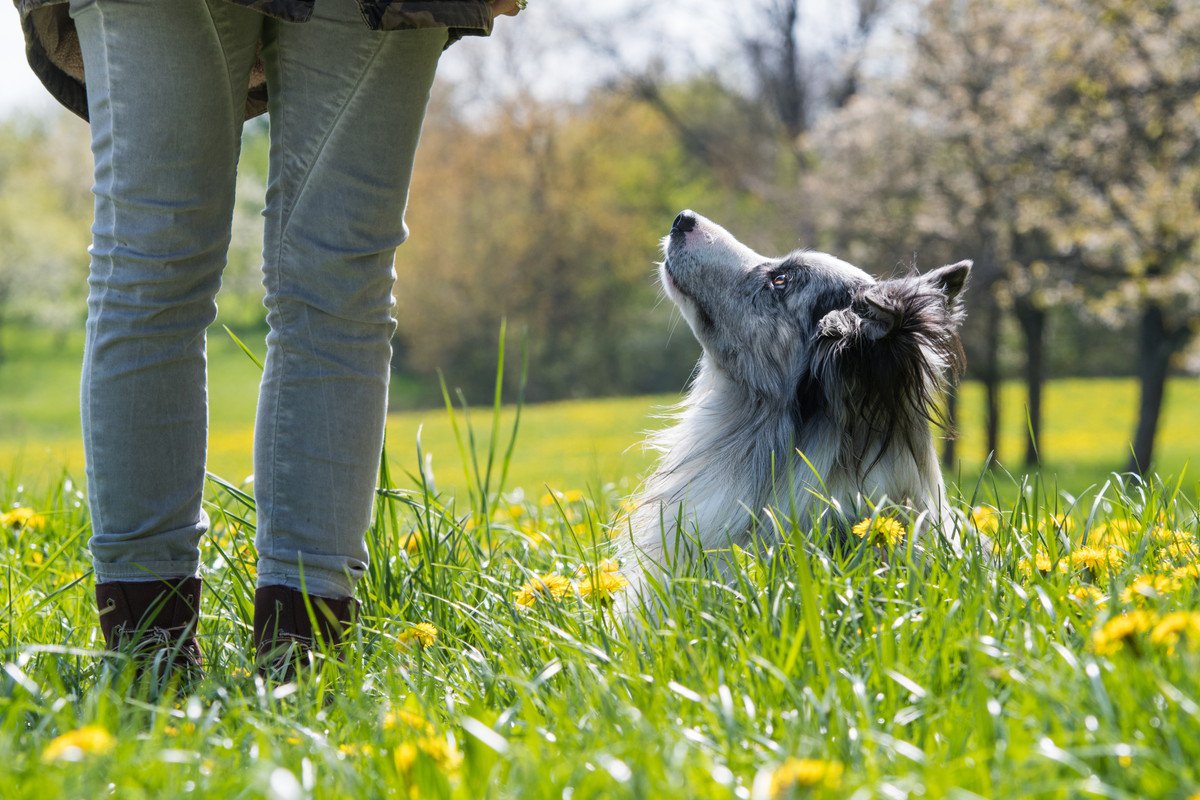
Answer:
[{"left": 490, "top": 0, "right": 524, "bottom": 18}]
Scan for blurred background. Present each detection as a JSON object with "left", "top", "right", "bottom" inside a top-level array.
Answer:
[{"left": 2, "top": 0, "right": 1198, "bottom": 492}]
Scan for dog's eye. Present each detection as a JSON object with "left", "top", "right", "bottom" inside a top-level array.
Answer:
[{"left": 771, "top": 274, "right": 789, "bottom": 289}]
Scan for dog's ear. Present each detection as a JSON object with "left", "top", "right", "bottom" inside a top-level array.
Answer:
[{"left": 923, "top": 260, "right": 972, "bottom": 301}]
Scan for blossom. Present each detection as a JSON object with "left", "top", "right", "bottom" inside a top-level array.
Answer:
[
  {"left": 398, "top": 623, "right": 438, "bottom": 648},
  {"left": 2, "top": 507, "right": 44, "bottom": 530},
  {"left": 41, "top": 725, "right": 116, "bottom": 763},
  {"left": 401, "top": 531, "right": 421, "bottom": 555},
  {"left": 851, "top": 516, "right": 906, "bottom": 547},
  {"left": 769, "top": 758, "right": 844, "bottom": 795},
  {"left": 576, "top": 566, "right": 629, "bottom": 604},
  {"left": 1067, "top": 584, "right": 1105, "bottom": 606},
  {"left": 514, "top": 573, "right": 573, "bottom": 607},
  {"left": 1018, "top": 550, "right": 1066, "bottom": 577},
  {"left": 970, "top": 506, "right": 1001, "bottom": 535},
  {"left": 393, "top": 736, "right": 462, "bottom": 774},
  {"left": 1091, "top": 610, "right": 1157, "bottom": 656},
  {"left": 1069, "top": 546, "right": 1124, "bottom": 572},
  {"left": 1149, "top": 612, "right": 1200, "bottom": 654},
  {"left": 1120, "top": 574, "right": 1181, "bottom": 604}
]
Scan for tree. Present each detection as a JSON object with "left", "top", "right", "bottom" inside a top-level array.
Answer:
[{"left": 1025, "top": 0, "right": 1200, "bottom": 473}]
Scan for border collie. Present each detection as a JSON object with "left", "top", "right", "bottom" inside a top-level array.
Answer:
[{"left": 618, "top": 210, "right": 971, "bottom": 593}]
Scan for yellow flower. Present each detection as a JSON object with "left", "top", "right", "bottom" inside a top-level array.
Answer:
[
  {"left": 1172, "top": 563, "right": 1200, "bottom": 582},
  {"left": 338, "top": 742, "right": 376, "bottom": 758},
  {"left": 41, "top": 725, "right": 116, "bottom": 763},
  {"left": 1087, "top": 519, "right": 1140, "bottom": 549},
  {"left": 577, "top": 569, "right": 629, "bottom": 604},
  {"left": 514, "top": 573, "right": 573, "bottom": 607},
  {"left": 1067, "top": 584, "right": 1105, "bottom": 606},
  {"left": 1149, "top": 612, "right": 1200, "bottom": 654},
  {"left": 1018, "top": 550, "right": 1066, "bottom": 577},
  {"left": 1069, "top": 546, "right": 1124, "bottom": 573},
  {"left": 1091, "top": 610, "right": 1157, "bottom": 656},
  {"left": 401, "top": 531, "right": 421, "bottom": 555},
  {"left": 769, "top": 758, "right": 844, "bottom": 795},
  {"left": 851, "top": 516, "right": 906, "bottom": 547},
  {"left": 1120, "top": 574, "right": 1181, "bottom": 605},
  {"left": 970, "top": 506, "right": 1001, "bottom": 535},
  {"left": 393, "top": 736, "right": 462, "bottom": 774},
  {"left": 507, "top": 504, "right": 525, "bottom": 520},
  {"left": 398, "top": 623, "right": 438, "bottom": 648},
  {"left": 2, "top": 507, "right": 45, "bottom": 530},
  {"left": 384, "top": 706, "right": 436, "bottom": 736}
]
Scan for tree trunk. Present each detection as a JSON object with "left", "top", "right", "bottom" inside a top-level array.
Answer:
[
  {"left": 1127, "top": 302, "right": 1174, "bottom": 474},
  {"left": 941, "top": 382, "right": 958, "bottom": 466},
  {"left": 980, "top": 300, "right": 1002, "bottom": 462},
  {"left": 1013, "top": 299, "right": 1046, "bottom": 467}
]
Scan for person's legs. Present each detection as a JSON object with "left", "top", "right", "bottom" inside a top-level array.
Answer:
[
  {"left": 253, "top": 2, "right": 446, "bottom": 602},
  {"left": 72, "top": 0, "right": 262, "bottom": 586},
  {"left": 72, "top": 0, "right": 263, "bottom": 668}
]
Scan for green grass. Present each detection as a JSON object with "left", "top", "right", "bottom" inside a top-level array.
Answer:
[
  {"left": 2, "top": 327, "right": 1200, "bottom": 797},
  {"left": 2, "top": 324, "right": 1199, "bottom": 497},
  {"left": 2, "top": 401, "right": 1200, "bottom": 797}
]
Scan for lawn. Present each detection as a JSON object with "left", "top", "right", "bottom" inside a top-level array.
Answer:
[
  {"left": 3, "top": 325, "right": 1199, "bottom": 498},
  {"left": 2, "top": 326, "right": 1200, "bottom": 798}
]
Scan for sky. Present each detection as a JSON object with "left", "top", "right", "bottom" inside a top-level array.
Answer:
[{"left": 2, "top": 1, "right": 735, "bottom": 118}]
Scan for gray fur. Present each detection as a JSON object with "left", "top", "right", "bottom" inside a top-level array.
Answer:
[{"left": 617, "top": 211, "right": 971, "bottom": 598}]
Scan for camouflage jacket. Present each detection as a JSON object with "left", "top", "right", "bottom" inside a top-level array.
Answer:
[{"left": 14, "top": 0, "right": 493, "bottom": 122}]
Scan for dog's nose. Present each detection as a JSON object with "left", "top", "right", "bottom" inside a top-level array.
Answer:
[{"left": 672, "top": 210, "right": 697, "bottom": 234}]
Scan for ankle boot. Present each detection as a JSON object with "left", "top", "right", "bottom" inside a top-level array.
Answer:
[
  {"left": 253, "top": 585, "right": 358, "bottom": 679},
  {"left": 95, "top": 577, "right": 203, "bottom": 678}
]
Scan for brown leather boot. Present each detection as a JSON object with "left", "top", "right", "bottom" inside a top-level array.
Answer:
[
  {"left": 95, "top": 577, "right": 203, "bottom": 680},
  {"left": 253, "top": 585, "right": 358, "bottom": 680}
]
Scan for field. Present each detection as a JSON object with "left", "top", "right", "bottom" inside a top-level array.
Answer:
[{"left": 2, "top": 327, "right": 1200, "bottom": 798}]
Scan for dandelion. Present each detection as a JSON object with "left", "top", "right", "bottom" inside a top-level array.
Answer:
[
  {"left": 1172, "top": 563, "right": 1200, "bottom": 583},
  {"left": 851, "top": 516, "right": 906, "bottom": 547},
  {"left": 514, "top": 573, "right": 573, "bottom": 607},
  {"left": 1069, "top": 546, "right": 1124, "bottom": 573},
  {"left": 401, "top": 530, "right": 421, "bottom": 554},
  {"left": 1149, "top": 612, "right": 1200, "bottom": 654},
  {"left": 970, "top": 506, "right": 1001, "bottom": 535},
  {"left": 384, "top": 705, "right": 436, "bottom": 736},
  {"left": 769, "top": 758, "right": 844, "bottom": 796},
  {"left": 41, "top": 724, "right": 116, "bottom": 763},
  {"left": 507, "top": 504, "right": 525, "bottom": 520},
  {"left": 1067, "top": 584, "right": 1105, "bottom": 606},
  {"left": 1018, "top": 550, "right": 1066, "bottom": 577},
  {"left": 2, "top": 507, "right": 44, "bottom": 531},
  {"left": 338, "top": 742, "right": 376, "bottom": 758},
  {"left": 1087, "top": 519, "right": 1140, "bottom": 549},
  {"left": 393, "top": 736, "right": 462, "bottom": 774},
  {"left": 1120, "top": 574, "right": 1181, "bottom": 605},
  {"left": 577, "top": 568, "right": 629, "bottom": 604},
  {"left": 1091, "top": 610, "right": 1157, "bottom": 656},
  {"left": 398, "top": 623, "right": 438, "bottom": 648}
]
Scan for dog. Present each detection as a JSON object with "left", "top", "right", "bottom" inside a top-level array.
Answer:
[{"left": 617, "top": 210, "right": 971, "bottom": 595}]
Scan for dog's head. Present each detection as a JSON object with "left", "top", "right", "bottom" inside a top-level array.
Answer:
[{"left": 661, "top": 210, "right": 970, "bottom": 450}]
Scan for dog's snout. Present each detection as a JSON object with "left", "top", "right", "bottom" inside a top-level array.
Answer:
[{"left": 672, "top": 210, "right": 698, "bottom": 234}]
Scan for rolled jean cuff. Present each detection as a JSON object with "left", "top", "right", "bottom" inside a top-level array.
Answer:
[
  {"left": 92, "top": 558, "right": 201, "bottom": 584},
  {"left": 255, "top": 562, "right": 357, "bottom": 600}
]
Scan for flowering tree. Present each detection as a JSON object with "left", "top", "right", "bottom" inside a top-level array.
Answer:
[{"left": 1024, "top": 0, "right": 1200, "bottom": 472}]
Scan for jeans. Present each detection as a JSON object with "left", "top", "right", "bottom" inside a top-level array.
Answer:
[{"left": 71, "top": 0, "right": 446, "bottom": 598}]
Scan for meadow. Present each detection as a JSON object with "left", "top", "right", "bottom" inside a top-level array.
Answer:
[{"left": 2, "top": 326, "right": 1200, "bottom": 798}]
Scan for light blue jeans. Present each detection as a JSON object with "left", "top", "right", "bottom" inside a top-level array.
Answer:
[{"left": 71, "top": 0, "right": 446, "bottom": 598}]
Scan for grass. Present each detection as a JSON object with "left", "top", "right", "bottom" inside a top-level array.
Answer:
[
  {"left": 2, "top": 324, "right": 1200, "bottom": 497},
  {"left": 2, "top": 325, "right": 1200, "bottom": 796},
  {"left": 2, "top": 395, "right": 1200, "bottom": 797}
]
